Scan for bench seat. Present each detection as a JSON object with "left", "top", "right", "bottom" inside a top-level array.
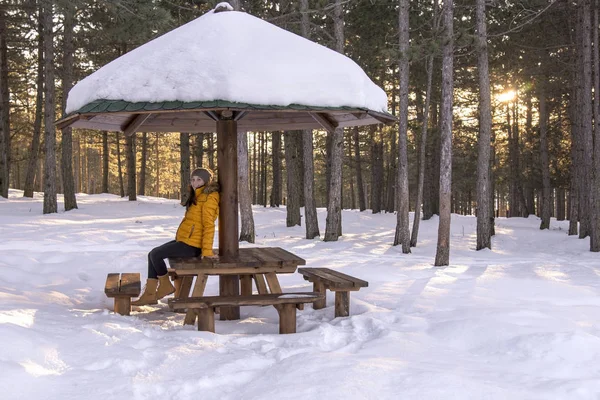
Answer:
[
  {"left": 297, "top": 268, "right": 368, "bottom": 317},
  {"left": 105, "top": 273, "right": 141, "bottom": 316},
  {"left": 168, "top": 292, "right": 323, "bottom": 334}
]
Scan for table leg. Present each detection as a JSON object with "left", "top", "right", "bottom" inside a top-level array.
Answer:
[
  {"left": 313, "top": 281, "right": 326, "bottom": 310},
  {"left": 184, "top": 274, "right": 208, "bottom": 325},
  {"left": 334, "top": 291, "right": 350, "bottom": 318},
  {"left": 253, "top": 274, "right": 269, "bottom": 294},
  {"left": 265, "top": 272, "right": 282, "bottom": 294},
  {"left": 219, "top": 276, "right": 240, "bottom": 320},
  {"left": 277, "top": 304, "right": 297, "bottom": 334},
  {"left": 240, "top": 275, "right": 253, "bottom": 296}
]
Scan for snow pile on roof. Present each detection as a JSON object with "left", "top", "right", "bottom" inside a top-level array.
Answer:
[{"left": 66, "top": 3, "right": 389, "bottom": 114}]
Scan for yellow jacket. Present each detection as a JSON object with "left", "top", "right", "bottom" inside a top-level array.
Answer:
[{"left": 176, "top": 184, "right": 219, "bottom": 256}]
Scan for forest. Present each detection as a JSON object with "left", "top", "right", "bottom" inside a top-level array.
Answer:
[{"left": 1, "top": 0, "right": 599, "bottom": 259}]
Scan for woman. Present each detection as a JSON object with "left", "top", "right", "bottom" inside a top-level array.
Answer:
[{"left": 133, "top": 167, "right": 220, "bottom": 306}]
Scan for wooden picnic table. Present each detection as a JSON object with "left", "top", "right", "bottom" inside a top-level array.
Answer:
[{"left": 168, "top": 247, "right": 306, "bottom": 325}]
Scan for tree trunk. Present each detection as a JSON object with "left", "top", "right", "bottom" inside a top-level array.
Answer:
[
  {"left": 370, "top": 128, "right": 383, "bottom": 213},
  {"left": 24, "top": 8, "right": 44, "bottom": 198},
  {"left": 126, "top": 134, "right": 136, "bottom": 201},
  {"left": 0, "top": 6, "right": 9, "bottom": 198},
  {"left": 60, "top": 1, "right": 77, "bottom": 211},
  {"left": 238, "top": 131, "right": 255, "bottom": 243},
  {"left": 394, "top": 0, "right": 411, "bottom": 253},
  {"left": 116, "top": 132, "right": 125, "bottom": 197},
  {"left": 194, "top": 133, "right": 204, "bottom": 168},
  {"left": 102, "top": 132, "right": 109, "bottom": 192},
  {"left": 271, "top": 131, "right": 282, "bottom": 206},
  {"left": 284, "top": 131, "right": 301, "bottom": 226},
  {"left": 180, "top": 132, "right": 191, "bottom": 203},
  {"left": 353, "top": 127, "right": 366, "bottom": 211},
  {"left": 324, "top": 127, "right": 344, "bottom": 241},
  {"left": 475, "top": 0, "right": 492, "bottom": 249},
  {"left": 303, "top": 129, "right": 320, "bottom": 239},
  {"left": 434, "top": 0, "right": 454, "bottom": 266},
  {"left": 591, "top": 0, "right": 600, "bottom": 251},
  {"left": 139, "top": 132, "right": 147, "bottom": 195},
  {"left": 579, "top": 0, "right": 593, "bottom": 239},
  {"left": 539, "top": 84, "right": 552, "bottom": 230},
  {"left": 42, "top": 1, "right": 57, "bottom": 213}
]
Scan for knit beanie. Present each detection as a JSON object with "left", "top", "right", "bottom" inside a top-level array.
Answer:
[{"left": 190, "top": 168, "right": 213, "bottom": 185}]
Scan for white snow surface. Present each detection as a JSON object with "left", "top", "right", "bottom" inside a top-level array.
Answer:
[
  {"left": 65, "top": 5, "right": 389, "bottom": 114},
  {"left": 2, "top": 189, "right": 600, "bottom": 399}
]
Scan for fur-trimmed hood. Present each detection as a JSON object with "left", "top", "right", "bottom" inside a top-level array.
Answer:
[{"left": 201, "top": 181, "right": 220, "bottom": 194}]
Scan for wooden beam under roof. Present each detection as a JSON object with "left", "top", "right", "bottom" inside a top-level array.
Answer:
[
  {"left": 309, "top": 112, "right": 338, "bottom": 133},
  {"left": 123, "top": 113, "right": 152, "bottom": 136},
  {"left": 55, "top": 113, "right": 81, "bottom": 130}
]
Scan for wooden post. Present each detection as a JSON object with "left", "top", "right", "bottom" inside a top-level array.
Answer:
[
  {"left": 334, "top": 291, "right": 350, "bottom": 317},
  {"left": 196, "top": 308, "right": 215, "bottom": 332},
  {"left": 114, "top": 296, "right": 131, "bottom": 316},
  {"left": 278, "top": 303, "right": 297, "bottom": 334},
  {"left": 313, "top": 281, "right": 326, "bottom": 309},
  {"left": 217, "top": 118, "right": 240, "bottom": 320},
  {"left": 240, "top": 275, "right": 253, "bottom": 296}
]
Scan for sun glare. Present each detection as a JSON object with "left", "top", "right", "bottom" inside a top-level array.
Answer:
[{"left": 497, "top": 90, "right": 516, "bottom": 103}]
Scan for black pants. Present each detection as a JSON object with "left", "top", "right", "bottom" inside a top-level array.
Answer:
[{"left": 147, "top": 240, "right": 201, "bottom": 279}]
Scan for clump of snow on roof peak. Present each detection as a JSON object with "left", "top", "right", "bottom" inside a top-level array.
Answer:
[{"left": 214, "top": 2, "right": 233, "bottom": 12}]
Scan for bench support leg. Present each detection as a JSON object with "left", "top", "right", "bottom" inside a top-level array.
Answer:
[
  {"left": 278, "top": 304, "right": 297, "bottom": 334},
  {"left": 219, "top": 276, "right": 240, "bottom": 321},
  {"left": 334, "top": 291, "right": 350, "bottom": 318},
  {"left": 196, "top": 308, "right": 215, "bottom": 332},
  {"left": 313, "top": 281, "right": 326, "bottom": 309},
  {"left": 240, "top": 275, "right": 253, "bottom": 296},
  {"left": 114, "top": 296, "right": 131, "bottom": 316}
]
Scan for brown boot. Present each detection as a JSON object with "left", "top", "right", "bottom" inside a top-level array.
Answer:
[
  {"left": 156, "top": 274, "right": 176, "bottom": 300},
  {"left": 132, "top": 278, "right": 159, "bottom": 306}
]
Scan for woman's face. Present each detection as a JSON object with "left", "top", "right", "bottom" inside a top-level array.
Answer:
[{"left": 191, "top": 176, "right": 204, "bottom": 189}]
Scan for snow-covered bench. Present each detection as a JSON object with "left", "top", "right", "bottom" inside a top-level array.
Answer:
[
  {"left": 168, "top": 292, "right": 323, "bottom": 334},
  {"left": 297, "top": 268, "right": 368, "bottom": 318},
  {"left": 104, "top": 273, "right": 141, "bottom": 316}
]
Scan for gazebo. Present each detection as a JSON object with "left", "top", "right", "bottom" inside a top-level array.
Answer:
[{"left": 57, "top": 2, "right": 396, "bottom": 320}]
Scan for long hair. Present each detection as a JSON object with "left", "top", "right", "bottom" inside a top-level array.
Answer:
[{"left": 184, "top": 186, "right": 196, "bottom": 210}]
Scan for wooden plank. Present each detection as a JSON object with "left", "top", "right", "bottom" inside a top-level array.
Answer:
[
  {"left": 119, "top": 273, "right": 141, "bottom": 296},
  {"left": 105, "top": 273, "right": 120, "bottom": 296},
  {"left": 168, "top": 292, "right": 323, "bottom": 309},
  {"left": 246, "top": 248, "right": 282, "bottom": 265},
  {"left": 240, "top": 275, "right": 253, "bottom": 296},
  {"left": 172, "top": 265, "right": 298, "bottom": 275},
  {"left": 297, "top": 267, "right": 362, "bottom": 289},
  {"left": 253, "top": 274, "right": 269, "bottom": 294},
  {"left": 313, "top": 281, "right": 326, "bottom": 310},
  {"left": 184, "top": 274, "right": 208, "bottom": 325},
  {"left": 309, "top": 112, "right": 338, "bottom": 133},
  {"left": 123, "top": 113, "right": 152, "bottom": 136},
  {"left": 264, "top": 272, "right": 282, "bottom": 294},
  {"left": 196, "top": 308, "right": 215, "bottom": 332},
  {"left": 267, "top": 247, "right": 306, "bottom": 265},
  {"left": 314, "top": 268, "right": 368, "bottom": 288},
  {"left": 334, "top": 291, "right": 350, "bottom": 318}
]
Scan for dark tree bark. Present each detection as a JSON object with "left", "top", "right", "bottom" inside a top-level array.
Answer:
[
  {"left": 353, "top": 127, "right": 366, "bottom": 211},
  {"left": 475, "top": 0, "right": 492, "bottom": 249},
  {"left": 60, "top": 1, "right": 77, "bottom": 211},
  {"left": 284, "top": 131, "right": 301, "bottom": 226},
  {"left": 303, "top": 129, "right": 320, "bottom": 239},
  {"left": 394, "top": 0, "right": 410, "bottom": 253},
  {"left": 591, "top": 0, "right": 600, "bottom": 251},
  {"left": 0, "top": 6, "right": 9, "bottom": 198},
  {"left": 578, "top": 0, "right": 593, "bottom": 239},
  {"left": 42, "top": 0, "right": 57, "bottom": 213},
  {"left": 138, "top": 132, "right": 147, "bottom": 195},
  {"left": 24, "top": 7, "right": 44, "bottom": 198},
  {"left": 434, "top": 0, "right": 454, "bottom": 266},
  {"left": 271, "top": 131, "right": 282, "bottom": 207},
  {"left": 180, "top": 132, "right": 190, "bottom": 204},
  {"left": 539, "top": 84, "right": 552, "bottom": 230},
  {"left": 370, "top": 128, "right": 383, "bottom": 213},
  {"left": 102, "top": 131, "right": 109, "bottom": 192},
  {"left": 116, "top": 132, "right": 125, "bottom": 197},
  {"left": 126, "top": 133, "right": 136, "bottom": 201},
  {"left": 194, "top": 133, "right": 204, "bottom": 168},
  {"left": 238, "top": 131, "right": 255, "bottom": 243},
  {"left": 324, "top": 127, "right": 344, "bottom": 241}
]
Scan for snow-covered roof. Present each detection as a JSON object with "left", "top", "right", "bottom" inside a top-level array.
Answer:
[{"left": 65, "top": 2, "right": 389, "bottom": 115}]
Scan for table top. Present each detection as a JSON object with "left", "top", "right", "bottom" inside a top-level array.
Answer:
[{"left": 169, "top": 247, "right": 306, "bottom": 275}]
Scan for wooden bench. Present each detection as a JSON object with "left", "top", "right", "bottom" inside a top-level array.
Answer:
[
  {"left": 297, "top": 268, "right": 368, "bottom": 318},
  {"left": 104, "top": 273, "right": 141, "bottom": 316},
  {"left": 168, "top": 292, "right": 323, "bottom": 334}
]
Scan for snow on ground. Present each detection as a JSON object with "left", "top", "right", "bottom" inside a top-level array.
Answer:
[{"left": 1, "top": 189, "right": 600, "bottom": 400}]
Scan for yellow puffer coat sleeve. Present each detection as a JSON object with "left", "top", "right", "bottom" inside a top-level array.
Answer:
[{"left": 200, "top": 191, "right": 219, "bottom": 256}]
